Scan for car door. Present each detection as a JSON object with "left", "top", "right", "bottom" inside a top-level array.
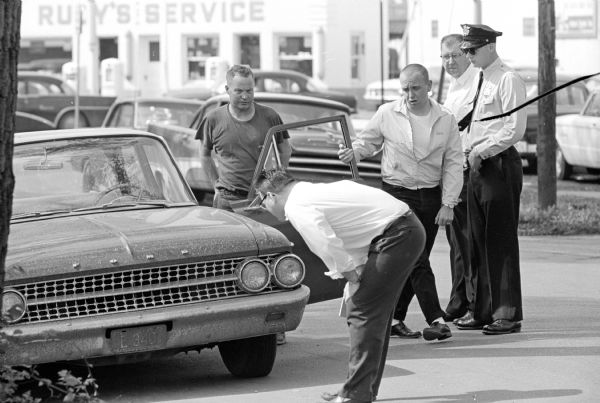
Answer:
[
  {"left": 576, "top": 93, "right": 600, "bottom": 168},
  {"left": 231, "top": 115, "right": 361, "bottom": 304}
]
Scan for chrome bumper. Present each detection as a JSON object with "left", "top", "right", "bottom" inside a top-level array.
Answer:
[{"left": 1, "top": 286, "right": 309, "bottom": 366}]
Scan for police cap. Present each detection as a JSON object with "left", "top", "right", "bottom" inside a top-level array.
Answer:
[{"left": 460, "top": 24, "right": 503, "bottom": 49}]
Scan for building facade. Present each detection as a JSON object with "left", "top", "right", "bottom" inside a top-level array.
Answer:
[
  {"left": 20, "top": 0, "right": 398, "bottom": 97},
  {"left": 402, "top": 0, "right": 600, "bottom": 76}
]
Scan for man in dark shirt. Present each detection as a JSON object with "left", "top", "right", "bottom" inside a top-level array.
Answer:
[{"left": 196, "top": 64, "right": 291, "bottom": 211}]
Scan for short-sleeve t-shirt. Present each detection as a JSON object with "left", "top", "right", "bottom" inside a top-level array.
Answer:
[{"left": 195, "top": 102, "right": 289, "bottom": 193}]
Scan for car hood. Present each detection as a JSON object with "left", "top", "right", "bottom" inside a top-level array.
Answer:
[{"left": 6, "top": 206, "right": 290, "bottom": 281}]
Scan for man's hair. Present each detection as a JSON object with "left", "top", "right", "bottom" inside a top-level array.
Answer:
[
  {"left": 257, "top": 169, "right": 296, "bottom": 194},
  {"left": 440, "top": 33, "right": 464, "bottom": 48},
  {"left": 401, "top": 63, "right": 429, "bottom": 82},
  {"left": 226, "top": 64, "right": 254, "bottom": 84}
]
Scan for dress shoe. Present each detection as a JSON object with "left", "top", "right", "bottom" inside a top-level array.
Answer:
[
  {"left": 455, "top": 312, "right": 486, "bottom": 330},
  {"left": 422, "top": 321, "right": 452, "bottom": 341},
  {"left": 453, "top": 310, "right": 473, "bottom": 325},
  {"left": 390, "top": 321, "right": 422, "bottom": 338},
  {"left": 443, "top": 310, "right": 466, "bottom": 322},
  {"left": 482, "top": 319, "right": 521, "bottom": 335}
]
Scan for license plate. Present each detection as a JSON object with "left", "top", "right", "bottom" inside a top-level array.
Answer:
[{"left": 109, "top": 324, "right": 168, "bottom": 354}]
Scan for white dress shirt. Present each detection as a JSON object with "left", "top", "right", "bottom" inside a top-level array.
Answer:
[
  {"left": 444, "top": 63, "right": 480, "bottom": 144},
  {"left": 468, "top": 57, "right": 528, "bottom": 159},
  {"left": 284, "top": 180, "right": 410, "bottom": 279}
]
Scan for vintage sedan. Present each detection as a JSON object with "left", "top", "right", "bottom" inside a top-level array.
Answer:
[
  {"left": 169, "top": 70, "right": 358, "bottom": 112},
  {"left": 17, "top": 72, "right": 116, "bottom": 129},
  {"left": 102, "top": 97, "right": 204, "bottom": 131},
  {"left": 147, "top": 93, "right": 380, "bottom": 202},
  {"left": 514, "top": 69, "right": 589, "bottom": 169},
  {"left": 1, "top": 128, "right": 310, "bottom": 377},
  {"left": 556, "top": 90, "right": 600, "bottom": 179}
]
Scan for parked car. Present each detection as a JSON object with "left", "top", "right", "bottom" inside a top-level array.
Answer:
[
  {"left": 102, "top": 97, "right": 204, "bottom": 130},
  {"left": 102, "top": 97, "right": 205, "bottom": 200},
  {"left": 515, "top": 68, "right": 589, "bottom": 169},
  {"left": 2, "top": 128, "right": 312, "bottom": 376},
  {"left": 555, "top": 90, "right": 600, "bottom": 179},
  {"left": 15, "top": 111, "right": 56, "bottom": 132},
  {"left": 169, "top": 70, "right": 358, "bottom": 112},
  {"left": 17, "top": 72, "right": 116, "bottom": 129},
  {"left": 147, "top": 93, "right": 380, "bottom": 201}
]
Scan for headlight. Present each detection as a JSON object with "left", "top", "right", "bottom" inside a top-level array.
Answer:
[
  {"left": 235, "top": 259, "right": 271, "bottom": 293},
  {"left": 2, "top": 289, "right": 27, "bottom": 324},
  {"left": 271, "top": 254, "right": 305, "bottom": 289}
]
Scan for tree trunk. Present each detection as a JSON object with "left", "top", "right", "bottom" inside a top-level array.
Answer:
[
  {"left": 0, "top": 0, "right": 22, "bottom": 319},
  {"left": 537, "top": 0, "right": 557, "bottom": 209}
]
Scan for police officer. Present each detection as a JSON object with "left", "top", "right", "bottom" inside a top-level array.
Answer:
[{"left": 455, "top": 24, "right": 527, "bottom": 335}]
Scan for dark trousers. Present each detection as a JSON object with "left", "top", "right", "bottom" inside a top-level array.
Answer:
[
  {"left": 444, "top": 170, "right": 474, "bottom": 316},
  {"left": 382, "top": 183, "right": 446, "bottom": 325},
  {"left": 468, "top": 146, "right": 523, "bottom": 323},
  {"left": 341, "top": 212, "right": 425, "bottom": 402}
]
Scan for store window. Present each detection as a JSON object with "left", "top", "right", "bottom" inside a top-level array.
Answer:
[
  {"left": 278, "top": 35, "right": 313, "bottom": 76},
  {"left": 351, "top": 33, "right": 365, "bottom": 80},
  {"left": 431, "top": 20, "right": 439, "bottom": 38},
  {"left": 186, "top": 36, "right": 219, "bottom": 80},
  {"left": 523, "top": 18, "right": 536, "bottom": 36}
]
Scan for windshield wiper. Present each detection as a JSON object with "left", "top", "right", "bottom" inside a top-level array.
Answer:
[{"left": 12, "top": 210, "right": 71, "bottom": 220}]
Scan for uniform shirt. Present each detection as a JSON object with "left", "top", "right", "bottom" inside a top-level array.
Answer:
[
  {"left": 468, "top": 57, "right": 527, "bottom": 159},
  {"left": 444, "top": 63, "right": 480, "bottom": 149},
  {"left": 284, "top": 180, "right": 410, "bottom": 279},
  {"left": 196, "top": 103, "right": 288, "bottom": 193},
  {"left": 352, "top": 97, "right": 463, "bottom": 207}
]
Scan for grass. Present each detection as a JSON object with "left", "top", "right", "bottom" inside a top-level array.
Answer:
[{"left": 519, "top": 184, "right": 600, "bottom": 236}]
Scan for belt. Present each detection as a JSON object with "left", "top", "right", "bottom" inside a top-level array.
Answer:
[{"left": 216, "top": 187, "right": 249, "bottom": 197}]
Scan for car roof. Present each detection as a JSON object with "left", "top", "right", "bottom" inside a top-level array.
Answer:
[
  {"left": 204, "top": 92, "right": 352, "bottom": 112},
  {"left": 112, "top": 97, "right": 205, "bottom": 106},
  {"left": 14, "top": 128, "right": 161, "bottom": 145},
  {"left": 253, "top": 69, "right": 310, "bottom": 79}
]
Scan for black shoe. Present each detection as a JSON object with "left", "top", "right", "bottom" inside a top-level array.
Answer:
[
  {"left": 443, "top": 310, "right": 466, "bottom": 322},
  {"left": 390, "top": 321, "right": 422, "bottom": 338},
  {"left": 455, "top": 311, "right": 487, "bottom": 329},
  {"left": 423, "top": 322, "right": 452, "bottom": 341},
  {"left": 453, "top": 311, "right": 472, "bottom": 325},
  {"left": 482, "top": 319, "right": 521, "bottom": 335}
]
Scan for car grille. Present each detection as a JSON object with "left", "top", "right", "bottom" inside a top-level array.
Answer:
[{"left": 11, "top": 255, "right": 280, "bottom": 324}]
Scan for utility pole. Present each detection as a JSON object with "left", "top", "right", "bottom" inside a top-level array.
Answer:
[
  {"left": 538, "top": 0, "right": 557, "bottom": 209},
  {"left": 473, "top": 0, "right": 482, "bottom": 24}
]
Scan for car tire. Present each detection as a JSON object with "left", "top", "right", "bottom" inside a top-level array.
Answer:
[
  {"left": 556, "top": 147, "right": 572, "bottom": 180},
  {"left": 58, "top": 112, "right": 89, "bottom": 129},
  {"left": 218, "top": 334, "right": 277, "bottom": 378}
]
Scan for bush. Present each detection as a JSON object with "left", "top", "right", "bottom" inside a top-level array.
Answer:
[{"left": 519, "top": 186, "right": 600, "bottom": 236}]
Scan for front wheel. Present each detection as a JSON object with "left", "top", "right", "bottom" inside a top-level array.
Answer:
[
  {"left": 556, "top": 147, "right": 572, "bottom": 180},
  {"left": 218, "top": 334, "right": 277, "bottom": 378}
]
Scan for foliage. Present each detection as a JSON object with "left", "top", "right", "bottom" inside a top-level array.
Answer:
[
  {"left": 0, "top": 364, "right": 101, "bottom": 403},
  {"left": 519, "top": 185, "right": 600, "bottom": 236}
]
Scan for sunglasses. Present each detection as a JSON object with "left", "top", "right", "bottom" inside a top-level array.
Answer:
[{"left": 464, "top": 44, "right": 486, "bottom": 55}]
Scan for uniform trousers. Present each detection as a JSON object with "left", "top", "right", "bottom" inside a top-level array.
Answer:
[
  {"left": 340, "top": 212, "right": 425, "bottom": 402},
  {"left": 382, "top": 183, "right": 446, "bottom": 325},
  {"left": 468, "top": 146, "right": 523, "bottom": 323},
  {"left": 444, "top": 170, "right": 474, "bottom": 317}
]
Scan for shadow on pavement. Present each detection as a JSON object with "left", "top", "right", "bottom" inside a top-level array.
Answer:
[{"left": 383, "top": 388, "right": 582, "bottom": 402}]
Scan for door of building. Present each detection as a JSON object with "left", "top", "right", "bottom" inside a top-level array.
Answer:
[
  {"left": 138, "top": 36, "right": 162, "bottom": 97},
  {"left": 240, "top": 35, "right": 260, "bottom": 69}
]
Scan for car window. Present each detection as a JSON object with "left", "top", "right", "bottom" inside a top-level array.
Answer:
[
  {"left": 570, "top": 86, "right": 588, "bottom": 106},
  {"left": 583, "top": 93, "right": 600, "bottom": 117},
  {"left": 110, "top": 103, "right": 135, "bottom": 127},
  {"left": 263, "top": 78, "right": 285, "bottom": 93},
  {"left": 138, "top": 103, "right": 200, "bottom": 127},
  {"left": 12, "top": 136, "right": 194, "bottom": 217}
]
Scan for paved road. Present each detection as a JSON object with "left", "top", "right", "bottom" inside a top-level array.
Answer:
[{"left": 93, "top": 233, "right": 600, "bottom": 403}]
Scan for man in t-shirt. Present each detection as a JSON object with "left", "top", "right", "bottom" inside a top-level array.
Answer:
[{"left": 196, "top": 64, "right": 292, "bottom": 211}]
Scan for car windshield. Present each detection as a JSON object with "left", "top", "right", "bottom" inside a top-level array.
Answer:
[
  {"left": 137, "top": 102, "right": 199, "bottom": 127},
  {"left": 12, "top": 136, "right": 195, "bottom": 217},
  {"left": 306, "top": 76, "right": 329, "bottom": 91}
]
